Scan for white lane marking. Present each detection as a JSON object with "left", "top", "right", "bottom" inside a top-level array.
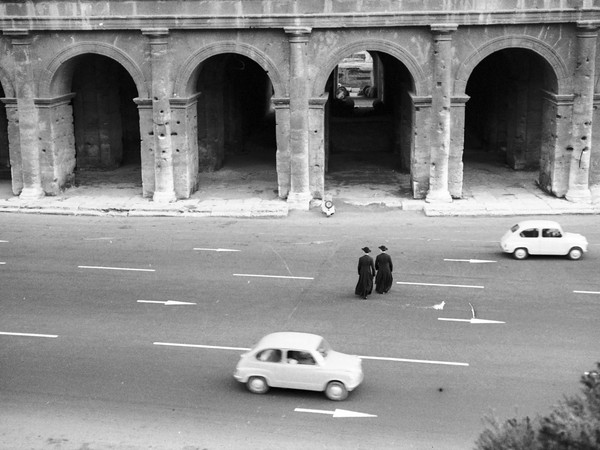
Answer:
[
  {"left": 574, "top": 290, "right": 600, "bottom": 295},
  {"left": 78, "top": 265, "right": 155, "bottom": 272},
  {"left": 83, "top": 237, "right": 114, "bottom": 241},
  {"left": 444, "top": 258, "right": 496, "bottom": 264},
  {"left": 0, "top": 240, "right": 8, "bottom": 243},
  {"left": 138, "top": 300, "right": 197, "bottom": 306},
  {"left": 233, "top": 273, "right": 314, "bottom": 280},
  {"left": 438, "top": 318, "right": 505, "bottom": 324},
  {"left": 152, "top": 342, "right": 468, "bottom": 367},
  {"left": 0, "top": 331, "right": 58, "bottom": 338},
  {"left": 294, "top": 408, "right": 377, "bottom": 419},
  {"left": 154, "top": 342, "right": 251, "bottom": 351},
  {"left": 0, "top": 262, "right": 5, "bottom": 265},
  {"left": 194, "top": 248, "right": 240, "bottom": 252},
  {"left": 397, "top": 281, "right": 484, "bottom": 289},
  {"left": 358, "top": 355, "right": 468, "bottom": 367}
]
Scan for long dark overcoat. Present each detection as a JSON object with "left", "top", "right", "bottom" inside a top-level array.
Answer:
[
  {"left": 375, "top": 252, "right": 393, "bottom": 294},
  {"left": 355, "top": 254, "right": 376, "bottom": 298}
]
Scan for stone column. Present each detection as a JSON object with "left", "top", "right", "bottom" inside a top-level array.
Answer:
[
  {"left": 133, "top": 98, "right": 155, "bottom": 198},
  {"left": 565, "top": 23, "right": 598, "bottom": 203},
  {"left": 272, "top": 97, "right": 291, "bottom": 199},
  {"left": 410, "top": 95, "right": 433, "bottom": 199},
  {"left": 170, "top": 94, "right": 201, "bottom": 198},
  {"left": 143, "top": 28, "right": 176, "bottom": 203},
  {"left": 285, "top": 26, "right": 312, "bottom": 210},
  {"left": 6, "top": 30, "right": 44, "bottom": 200},
  {"left": 448, "top": 95, "right": 469, "bottom": 198},
  {"left": 0, "top": 99, "right": 23, "bottom": 195},
  {"left": 309, "top": 97, "right": 327, "bottom": 200},
  {"left": 426, "top": 24, "right": 457, "bottom": 203}
]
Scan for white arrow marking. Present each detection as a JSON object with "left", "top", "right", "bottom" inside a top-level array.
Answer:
[
  {"left": 138, "top": 300, "right": 197, "bottom": 306},
  {"left": 438, "top": 317, "right": 505, "bottom": 324},
  {"left": 359, "top": 355, "right": 468, "bottom": 366},
  {"left": 194, "top": 248, "right": 240, "bottom": 252},
  {"left": 444, "top": 258, "right": 497, "bottom": 264},
  {"left": 78, "top": 265, "right": 155, "bottom": 272},
  {"left": 154, "top": 342, "right": 251, "bottom": 351},
  {"left": 233, "top": 273, "right": 314, "bottom": 280},
  {"left": 574, "top": 290, "right": 600, "bottom": 295},
  {"left": 0, "top": 331, "right": 58, "bottom": 338},
  {"left": 294, "top": 408, "right": 377, "bottom": 418},
  {"left": 397, "top": 281, "right": 484, "bottom": 289}
]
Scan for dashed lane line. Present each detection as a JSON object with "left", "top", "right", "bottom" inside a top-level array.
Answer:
[
  {"left": 233, "top": 273, "right": 314, "bottom": 280},
  {"left": 78, "top": 265, "right": 155, "bottom": 272},
  {"left": 0, "top": 332, "right": 58, "bottom": 338},
  {"left": 153, "top": 342, "right": 469, "bottom": 367},
  {"left": 574, "top": 290, "right": 600, "bottom": 295},
  {"left": 397, "top": 281, "right": 484, "bottom": 289}
]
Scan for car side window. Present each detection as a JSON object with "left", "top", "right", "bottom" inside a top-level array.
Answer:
[
  {"left": 287, "top": 350, "right": 316, "bottom": 365},
  {"left": 256, "top": 349, "right": 282, "bottom": 363},
  {"left": 520, "top": 228, "right": 539, "bottom": 238},
  {"left": 542, "top": 228, "right": 562, "bottom": 238}
]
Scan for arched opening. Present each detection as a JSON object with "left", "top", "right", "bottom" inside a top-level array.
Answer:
[
  {"left": 69, "top": 54, "right": 141, "bottom": 187},
  {"left": 464, "top": 48, "right": 557, "bottom": 174},
  {"left": 324, "top": 50, "right": 414, "bottom": 198},
  {"left": 0, "top": 83, "right": 10, "bottom": 198},
  {"left": 194, "top": 53, "right": 277, "bottom": 198}
]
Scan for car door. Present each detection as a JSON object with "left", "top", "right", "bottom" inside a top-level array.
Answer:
[
  {"left": 279, "top": 350, "right": 323, "bottom": 390},
  {"left": 540, "top": 228, "right": 566, "bottom": 255},
  {"left": 518, "top": 227, "right": 541, "bottom": 255}
]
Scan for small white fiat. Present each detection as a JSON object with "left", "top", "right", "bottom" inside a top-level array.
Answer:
[
  {"left": 234, "top": 332, "right": 363, "bottom": 401},
  {"left": 500, "top": 220, "right": 588, "bottom": 260}
]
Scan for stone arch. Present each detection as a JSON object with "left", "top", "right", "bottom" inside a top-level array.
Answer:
[
  {"left": 174, "top": 41, "right": 285, "bottom": 98},
  {"left": 312, "top": 39, "right": 426, "bottom": 97},
  {"left": 39, "top": 42, "right": 148, "bottom": 98},
  {"left": 455, "top": 35, "right": 568, "bottom": 95},
  {"left": 0, "top": 64, "right": 15, "bottom": 97}
]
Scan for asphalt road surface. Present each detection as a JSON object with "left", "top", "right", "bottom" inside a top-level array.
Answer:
[{"left": 1, "top": 210, "right": 599, "bottom": 449}]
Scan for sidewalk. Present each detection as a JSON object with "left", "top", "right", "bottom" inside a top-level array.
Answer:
[{"left": 0, "top": 161, "right": 598, "bottom": 218}]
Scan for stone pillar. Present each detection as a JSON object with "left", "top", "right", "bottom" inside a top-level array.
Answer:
[
  {"left": 285, "top": 26, "right": 312, "bottom": 210},
  {"left": 410, "top": 95, "right": 433, "bottom": 199},
  {"left": 134, "top": 98, "right": 155, "bottom": 198},
  {"left": 0, "top": 99, "right": 23, "bottom": 195},
  {"left": 6, "top": 30, "right": 44, "bottom": 200},
  {"left": 448, "top": 95, "right": 469, "bottom": 198},
  {"left": 426, "top": 24, "right": 457, "bottom": 203},
  {"left": 591, "top": 93, "right": 600, "bottom": 201},
  {"left": 565, "top": 23, "right": 598, "bottom": 203},
  {"left": 143, "top": 28, "right": 176, "bottom": 203},
  {"left": 170, "top": 94, "right": 200, "bottom": 198},
  {"left": 309, "top": 97, "right": 327, "bottom": 199},
  {"left": 272, "top": 97, "right": 291, "bottom": 199}
]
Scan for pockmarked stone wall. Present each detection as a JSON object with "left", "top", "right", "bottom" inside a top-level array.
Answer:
[{"left": 0, "top": 0, "right": 599, "bottom": 206}]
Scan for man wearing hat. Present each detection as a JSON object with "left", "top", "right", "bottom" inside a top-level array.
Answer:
[
  {"left": 375, "top": 245, "right": 393, "bottom": 294},
  {"left": 355, "top": 247, "right": 376, "bottom": 299}
]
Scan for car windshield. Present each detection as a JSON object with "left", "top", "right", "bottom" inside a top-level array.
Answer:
[
  {"left": 510, "top": 224, "right": 519, "bottom": 233},
  {"left": 317, "top": 339, "right": 331, "bottom": 358}
]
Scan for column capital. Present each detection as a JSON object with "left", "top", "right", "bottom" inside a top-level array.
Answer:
[
  {"left": 431, "top": 24, "right": 458, "bottom": 36},
  {"left": 576, "top": 21, "right": 600, "bottom": 33},
  {"left": 4, "top": 29, "right": 32, "bottom": 45},
  {"left": 284, "top": 26, "right": 312, "bottom": 43},
  {"left": 142, "top": 28, "right": 169, "bottom": 44}
]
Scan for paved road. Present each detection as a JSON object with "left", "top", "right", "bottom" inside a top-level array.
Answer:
[{"left": 1, "top": 212, "right": 599, "bottom": 449}]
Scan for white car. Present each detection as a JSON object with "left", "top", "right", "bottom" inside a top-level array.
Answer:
[
  {"left": 234, "top": 332, "right": 363, "bottom": 401},
  {"left": 500, "top": 220, "right": 588, "bottom": 260}
]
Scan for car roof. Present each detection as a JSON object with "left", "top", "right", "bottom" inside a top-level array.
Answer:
[
  {"left": 256, "top": 332, "right": 323, "bottom": 350},
  {"left": 515, "top": 220, "right": 561, "bottom": 229}
]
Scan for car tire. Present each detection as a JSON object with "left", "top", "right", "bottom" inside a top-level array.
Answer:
[
  {"left": 513, "top": 248, "right": 528, "bottom": 260},
  {"left": 325, "top": 381, "right": 348, "bottom": 401},
  {"left": 568, "top": 247, "right": 583, "bottom": 260},
  {"left": 247, "top": 376, "right": 269, "bottom": 394}
]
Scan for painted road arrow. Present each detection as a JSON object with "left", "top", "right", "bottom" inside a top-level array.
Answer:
[
  {"left": 137, "top": 300, "right": 197, "bottom": 306},
  {"left": 438, "top": 317, "right": 505, "bottom": 324},
  {"left": 294, "top": 408, "right": 377, "bottom": 418},
  {"left": 193, "top": 248, "right": 240, "bottom": 252},
  {"left": 444, "top": 258, "right": 497, "bottom": 263}
]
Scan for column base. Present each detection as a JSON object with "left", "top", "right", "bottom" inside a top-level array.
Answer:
[
  {"left": 19, "top": 186, "right": 45, "bottom": 200},
  {"left": 425, "top": 189, "right": 452, "bottom": 203},
  {"left": 287, "top": 191, "right": 312, "bottom": 211},
  {"left": 565, "top": 188, "right": 592, "bottom": 204},
  {"left": 153, "top": 190, "right": 177, "bottom": 203}
]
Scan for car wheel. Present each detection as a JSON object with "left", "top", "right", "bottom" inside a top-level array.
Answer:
[
  {"left": 513, "top": 248, "right": 528, "bottom": 260},
  {"left": 568, "top": 247, "right": 583, "bottom": 260},
  {"left": 325, "top": 381, "right": 348, "bottom": 401},
  {"left": 247, "top": 376, "right": 269, "bottom": 394}
]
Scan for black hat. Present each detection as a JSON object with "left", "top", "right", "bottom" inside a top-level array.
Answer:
[
  {"left": 361, "top": 247, "right": 371, "bottom": 253},
  {"left": 379, "top": 245, "right": 388, "bottom": 251}
]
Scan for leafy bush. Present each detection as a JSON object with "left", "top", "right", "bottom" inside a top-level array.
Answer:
[{"left": 474, "top": 362, "right": 600, "bottom": 450}]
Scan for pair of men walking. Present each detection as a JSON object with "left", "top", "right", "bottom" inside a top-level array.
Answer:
[{"left": 355, "top": 245, "right": 393, "bottom": 299}]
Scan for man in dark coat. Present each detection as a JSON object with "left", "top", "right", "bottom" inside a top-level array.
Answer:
[
  {"left": 355, "top": 247, "right": 376, "bottom": 299},
  {"left": 375, "top": 245, "right": 393, "bottom": 294}
]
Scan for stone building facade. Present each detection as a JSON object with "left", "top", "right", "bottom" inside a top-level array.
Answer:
[{"left": 0, "top": 1, "right": 599, "bottom": 209}]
